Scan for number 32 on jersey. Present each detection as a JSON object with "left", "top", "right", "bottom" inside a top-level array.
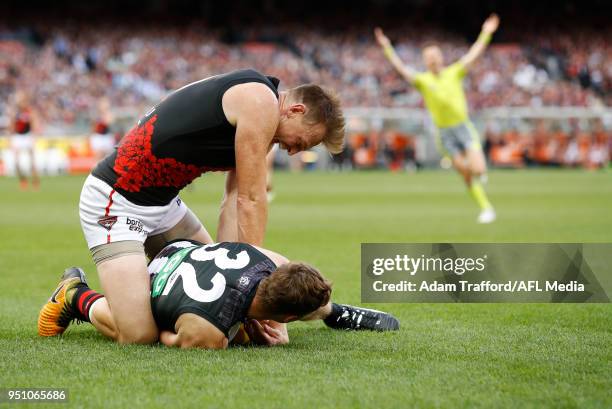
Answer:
[{"left": 151, "top": 244, "right": 251, "bottom": 303}]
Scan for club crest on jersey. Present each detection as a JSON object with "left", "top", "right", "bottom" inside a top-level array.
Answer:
[{"left": 98, "top": 215, "right": 118, "bottom": 231}]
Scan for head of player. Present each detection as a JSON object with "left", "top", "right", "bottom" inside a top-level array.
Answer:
[
  {"left": 422, "top": 43, "right": 444, "bottom": 75},
  {"left": 274, "top": 84, "right": 345, "bottom": 156},
  {"left": 250, "top": 261, "right": 332, "bottom": 323}
]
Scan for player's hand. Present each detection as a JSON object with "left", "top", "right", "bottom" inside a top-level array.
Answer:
[
  {"left": 482, "top": 13, "right": 499, "bottom": 34},
  {"left": 159, "top": 330, "right": 179, "bottom": 347},
  {"left": 374, "top": 27, "right": 391, "bottom": 48},
  {"left": 244, "top": 319, "right": 289, "bottom": 346}
]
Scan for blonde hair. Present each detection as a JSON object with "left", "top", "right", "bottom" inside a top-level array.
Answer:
[{"left": 289, "top": 84, "right": 345, "bottom": 154}]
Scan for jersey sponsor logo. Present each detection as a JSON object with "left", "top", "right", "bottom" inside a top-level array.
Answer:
[
  {"left": 126, "top": 217, "right": 149, "bottom": 235},
  {"left": 97, "top": 215, "right": 118, "bottom": 231},
  {"left": 152, "top": 247, "right": 197, "bottom": 297}
]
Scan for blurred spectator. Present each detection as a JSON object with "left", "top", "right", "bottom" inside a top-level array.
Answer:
[
  {"left": 485, "top": 119, "right": 610, "bottom": 169},
  {"left": 0, "top": 21, "right": 610, "bottom": 134}
]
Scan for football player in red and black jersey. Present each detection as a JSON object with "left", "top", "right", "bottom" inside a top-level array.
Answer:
[
  {"left": 89, "top": 97, "right": 116, "bottom": 161},
  {"left": 8, "top": 91, "right": 41, "bottom": 190},
  {"left": 39, "top": 69, "right": 346, "bottom": 345}
]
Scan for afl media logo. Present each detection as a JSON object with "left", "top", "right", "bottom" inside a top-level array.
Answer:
[{"left": 98, "top": 216, "right": 118, "bottom": 231}]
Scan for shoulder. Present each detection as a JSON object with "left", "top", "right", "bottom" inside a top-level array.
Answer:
[
  {"left": 222, "top": 82, "right": 279, "bottom": 127},
  {"left": 445, "top": 62, "right": 467, "bottom": 77},
  {"left": 413, "top": 71, "right": 428, "bottom": 80},
  {"left": 224, "top": 80, "right": 278, "bottom": 102},
  {"left": 412, "top": 71, "right": 429, "bottom": 88},
  {"left": 251, "top": 245, "right": 289, "bottom": 267},
  {"left": 216, "top": 242, "right": 286, "bottom": 268}
]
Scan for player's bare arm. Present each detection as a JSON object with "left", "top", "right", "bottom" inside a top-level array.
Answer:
[
  {"left": 253, "top": 246, "right": 289, "bottom": 266},
  {"left": 222, "top": 82, "right": 280, "bottom": 246},
  {"left": 160, "top": 313, "right": 229, "bottom": 350},
  {"left": 374, "top": 27, "right": 418, "bottom": 83},
  {"left": 29, "top": 108, "right": 42, "bottom": 135},
  {"left": 218, "top": 142, "right": 277, "bottom": 242},
  {"left": 217, "top": 169, "right": 239, "bottom": 242},
  {"left": 459, "top": 13, "right": 500, "bottom": 70},
  {"left": 7, "top": 105, "right": 16, "bottom": 133}
]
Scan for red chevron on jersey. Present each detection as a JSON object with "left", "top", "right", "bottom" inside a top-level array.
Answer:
[{"left": 113, "top": 115, "right": 207, "bottom": 192}]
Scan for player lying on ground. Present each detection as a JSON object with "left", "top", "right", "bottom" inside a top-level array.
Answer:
[
  {"left": 38, "top": 241, "right": 399, "bottom": 349},
  {"left": 72, "top": 68, "right": 345, "bottom": 345},
  {"left": 375, "top": 14, "right": 500, "bottom": 224}
]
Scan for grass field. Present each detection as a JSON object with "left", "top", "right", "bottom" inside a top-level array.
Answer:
[{"left": 1, "top": 169, "right": 611, "bottom": 409}]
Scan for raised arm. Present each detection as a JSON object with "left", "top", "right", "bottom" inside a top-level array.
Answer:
[
  {"left": 222, "top": 82, "right": 280, "bottom": 246},
  {"left": 374, "top": 27, "right": 418, "bottom": 83},
  {"left": 459, "top": 13, "right": 500, "bottom": 71}
]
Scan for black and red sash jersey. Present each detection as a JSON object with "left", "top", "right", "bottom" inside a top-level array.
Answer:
[
  {"left": 93, "top": 120, "right": 110, "bottom": 135},
  {"left": 92, "top": 69, "right": 280, "bottom": 206},
  {"left": 14, "top": 108, "right": 32, "bottom": 134}
]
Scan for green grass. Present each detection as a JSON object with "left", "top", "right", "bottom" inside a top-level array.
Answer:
[{"left": 1, "top": 169, "right": 611, "bottom": 409}]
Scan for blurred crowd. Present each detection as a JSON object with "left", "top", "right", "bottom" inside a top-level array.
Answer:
[
  {"left": 484, "top": 119, "right": 610, "bottom": 169},
  {"left": 1, "top": 21, "right": 611, "bottom": 133},
  {"left": 335, "top": 120, "right": 611, "bottom": 171}
]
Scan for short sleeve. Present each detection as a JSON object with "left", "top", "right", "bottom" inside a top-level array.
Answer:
[
  {"left": 451, "top": 62, "right": 467, "bottom": 79},
  {"left": 412, "top": 72, "right": 425, "bottom": 91}
]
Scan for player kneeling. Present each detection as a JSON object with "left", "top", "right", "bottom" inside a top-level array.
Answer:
[{"left": 38, "top": 241, "right": 399, "bottom": 349}]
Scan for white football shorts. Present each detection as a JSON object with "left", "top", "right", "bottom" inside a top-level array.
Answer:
[
  {"left": 79, "top": 174, "right": 189, "bottom": 249},
  {"left": 11, "top": 134, "right": 35, "bottom": 151}
]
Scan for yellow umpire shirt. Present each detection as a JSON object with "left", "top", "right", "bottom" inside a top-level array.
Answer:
[{"left": 412, "top": 62, "right": 469, "bottom": 128}]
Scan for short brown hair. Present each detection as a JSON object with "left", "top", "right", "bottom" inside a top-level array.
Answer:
[
  {"left": 289, "top": 84, "right": 345, "bottom": 154},
  {"left": 257, "top": 262, "right": 332, "bottom": 317}
]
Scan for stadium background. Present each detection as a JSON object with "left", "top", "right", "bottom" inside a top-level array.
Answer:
[
  {"left": 1, "top": 1, "right": 611, "bottom": 408},
  {"left": 0, "top": 0, "right": 610, "bottom": 172}
]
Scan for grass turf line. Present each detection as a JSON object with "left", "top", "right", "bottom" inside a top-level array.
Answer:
[{"left": 0, "top": 169, "right": 611, "bottom": 408}]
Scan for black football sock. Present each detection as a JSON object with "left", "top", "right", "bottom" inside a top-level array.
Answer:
[{"left": 70, "top": 285, "right": 104, "bottom": 322}]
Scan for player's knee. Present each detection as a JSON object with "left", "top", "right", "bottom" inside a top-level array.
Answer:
[{"left": 471, "top": 163, "right": 486, "bottom": 176}]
